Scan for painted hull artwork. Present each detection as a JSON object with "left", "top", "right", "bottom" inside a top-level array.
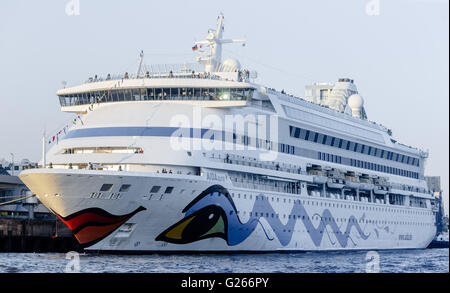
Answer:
[
  {"left": 54, "top": 206, "right": 146, "bottom": 247},
  {"left": 156, "top": 185, "right": 371, "bottom": 248}
]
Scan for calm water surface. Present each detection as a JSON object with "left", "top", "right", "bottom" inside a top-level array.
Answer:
[{"left": 0, "top": 249, "right": 448, "bottom": 273}]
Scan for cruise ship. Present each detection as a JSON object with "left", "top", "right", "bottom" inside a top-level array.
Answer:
[{"left": 19, "top": 15, "right": 437, "bottom": 252}]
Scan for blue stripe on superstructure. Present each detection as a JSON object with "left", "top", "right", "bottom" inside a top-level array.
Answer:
[{"left": 63, "top": 127, "right": 226, "bottom": 140}]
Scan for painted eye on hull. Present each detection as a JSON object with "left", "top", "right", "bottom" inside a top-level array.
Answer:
[{"left": 156, "top": 205, "right": 228, "bottom": 244}]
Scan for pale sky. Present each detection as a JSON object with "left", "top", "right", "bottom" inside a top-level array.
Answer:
[{"left": 0, "top": 0, "right": 448, "bottom": 215}]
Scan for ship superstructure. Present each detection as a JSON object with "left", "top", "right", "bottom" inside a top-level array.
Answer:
[{"left": 19, "top": 15, "right": 437, "bottom": 252}]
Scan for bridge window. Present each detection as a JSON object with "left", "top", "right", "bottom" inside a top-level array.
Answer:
[{"left": 59, "top": 87, "right": 253, "bottom": 105}]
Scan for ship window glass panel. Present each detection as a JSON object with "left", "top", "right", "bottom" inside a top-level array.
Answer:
[
  {"left": 179, "top": 88, "right": 187, "bottom": 99},
  {"left": 338, "top": 139, "right": 343, "bottom": 148},
  {"left": 299, "top": 129, "right": 307, "bottom": 140},
  {"left": 154, "top": 88, "right": 162, "bottom": 100},
  {"left": 64, "top": 96, "right": 71, "bottom": 106},
  {"left": 100, "top": 184, "right": 113, "bottom": 192},
  {"left": 80, "top": 93, "right": 87, "bottom": 104},
  {"left": 132, "top": 89, "right": 141, "bottom": 101},
  {"left": 97, "top": 91, "right": 105, "bottom": 103},
  {"left": 367, "top": 146, "right": 372, "bottom": 155},
  {"left": 162, "top": 88, "right": 170, "bottom": 99},
  {"left": 352, "top": 142, "right": 358, "bottom": 152},
  {"left": 232, "top": 88, "right": 244, "bottom": 100},
  {"left": 117, "top": 90, "right": 124, "bottom": 101},
  {"left": 187, "top": 88, "right": 194, "bottom": 98},
  {"left": 395, "top": 153, "right": 400, "bottom": 162},
  {"left": 295, "top": 127, "right": 301, "bottom": 138},
  {"left": 140, "top": 88, "right": 148, "bottom": 100},
  {"left": 345, "top": 141, "right": 351, "bottom": 150},
  {"left": 376, "top": 149, "right": 382, "bottom": 158},
  {"left": 289, "top": 126, "right": 295, "bottom": 137},
  {"left": 325, "top": 136, "right": 333, "bottom": 146},
  {"left": 150, "top": 186, "right": 161, "bottom": 193},
  {"left": 104, "top": 91, "right": 112, "bottom": 102},
  {"left": 119, "top": 184, "right": 131, "bottom": 192},
  {"left": 318, "top": 134, "right": 326, "bottom": 144},
  {"left": 123, "top": 89, "right": 132, "bottom": 101},
  {"left": 304, "top": 130, "right": 310, "bottom": 141},
  {"left": 356, "top": 144, "right": 363, "bottom": 153},
  {"left": 406, "top": 156, "right": 411, "bottom": 165},
  {"left": 332, "top": 137, "right": 339, "bottom": 147},
  {"left": 110, "top": 90, "right": 118, "bottom": 101},
  {"left": 217, "top": 88, "right": 231, "bottom": 100},
  {"left": 313, "top": 132, "right": 319, "bottom": 143},
  {"left": 193, "top": 88, "right": 201, "bottom": 98},
  {"left": 206, "top": 88, "right": 215, "bottom": 100},
  {"left": 146, "top": 88, "right": 154, "bottom": 100},
  {"left": 164, "top": 187, "right": 174, "bottom": 194},
  {"left": 365, "top": 145, "right": 370, "bottom": 155},
  {"left": 211, "top": 88, "right": 218, "bottom": 100},
  {"left": 170, "top": 88, "right": 179, "bottom": 98}
]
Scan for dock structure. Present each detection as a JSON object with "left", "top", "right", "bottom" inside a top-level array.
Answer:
[{"left": 0, "top": 171, "right": 82, "bottom": 252}]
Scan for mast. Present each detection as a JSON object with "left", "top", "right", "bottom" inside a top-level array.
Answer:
[
  {"left": 194, "top": 14, "right": 246, "bottom": 72},
  {"left": 42, "top": 131, "right": 46, "bottom": 168},
  {"left": 136, "top": 50, "right": 144, "bottom": 78}
]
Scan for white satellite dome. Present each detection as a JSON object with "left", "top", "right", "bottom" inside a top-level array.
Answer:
[
  {"left": 221, "top": 58, "right": 241, "bottom": 72},
  {"left": 347, "top": 94, "right": 364, "bottom": 119},
  {"left": 348, "top": 94, "right": 364, "bottom": 109}
]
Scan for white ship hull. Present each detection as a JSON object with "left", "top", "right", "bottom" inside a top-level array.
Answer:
[{"left": 20, "top": 169, "right": 436, "bottom": 252}]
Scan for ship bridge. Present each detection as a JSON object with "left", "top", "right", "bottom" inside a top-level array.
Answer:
[
  {"left": 57, "top": 13, "right": 257, "bottom": 114},
  {"left": 57, "top": 71, "right": 256, "bottom": 113}
]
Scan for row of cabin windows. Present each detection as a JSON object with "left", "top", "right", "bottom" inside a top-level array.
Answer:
[
  {"left": 289, "top": 125, "right": 419, "bottom": 167},
  {"left": 280, "top": 139, "right": 418, "bottom": 179},
  {"left": 318, "top": 152, "right": 342, "bottom": 164},
  {"left": 99, "top": 184, "right": 173, "bottom": 194},
  {"left": 59, "top": 88, "right": 254, "bottom": 106},
  {"left": 349, "top": 158, "right": 419, "bottom": 179},
  {"left": 231, "top": 193, "right": 432, "bottom": 215}
]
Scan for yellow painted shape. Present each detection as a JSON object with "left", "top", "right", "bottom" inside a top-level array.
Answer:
[{"left": 165, "top": 216, "right": 195, "bottom": 240}]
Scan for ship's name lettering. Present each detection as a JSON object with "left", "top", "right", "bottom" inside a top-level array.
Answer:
[{"left": 207, "top": 172, "right": 226, "bottom": 182}]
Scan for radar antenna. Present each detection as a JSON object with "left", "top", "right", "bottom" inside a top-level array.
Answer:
[{"left": 193, "top": 14, "right": 246, "bottom": 72}]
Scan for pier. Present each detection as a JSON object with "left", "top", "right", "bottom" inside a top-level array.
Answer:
[
  {"left": 1, "top": 171, "right": 82, "bottom": 252},
  {"left": 0, "top": 218, "right": 82, "bottom": 252}
]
